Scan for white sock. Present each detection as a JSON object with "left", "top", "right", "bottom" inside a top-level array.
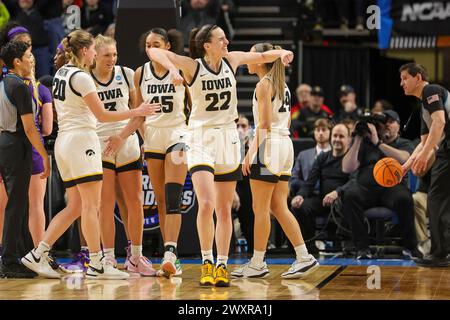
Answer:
[
  {"left": 216, "top": 255, "right": 228, "bottom": 267},
  {"left": 294, "top": 244, "right": 310, "bottom": 260},
  {"left": 81, "top": 246, "right": 89, "bottom": 252},
  {"left": 89, "top": 251, "right": 103, "bottom": 269},
  {"left": 251, "top": 250, "right": 266, "bottom": 266},
  {"left": 103, "top": 247, "right": 115, "bottom": 258},
  {"left": 201, "top": 250, "right": 214, "bottom": 264},
  {"left": 35, "top": 241, "right": 51, "bottom": 256},
  {"left": 131, "top": 245, "right": 142, "bottom": 258}
]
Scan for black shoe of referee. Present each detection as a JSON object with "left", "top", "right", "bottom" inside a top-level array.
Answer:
[
  {"left": 415, "top": 255, "right": 450, "bottom": 268},
  {"left": 0, "top": 262, "right": 38, "bottom": 278}
]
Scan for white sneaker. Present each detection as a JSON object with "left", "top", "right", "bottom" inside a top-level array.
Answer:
[
  {"left": 86, "top": 258, "right": 129, "bottom": 280},
  {"left": 21, "top": 250, "right": 61, "bottom": 279},
  {"left": 231, "top": 261, "right": 270, "bottom": 278},
  {"left": 161, "top": 251, "right": 177, "bottom": 277},
  {"left": 281, "top": 255, "right": 319, "bottom": 279},
  {"left": 104, "top": 255, "right": 118, "bottom": 269}
]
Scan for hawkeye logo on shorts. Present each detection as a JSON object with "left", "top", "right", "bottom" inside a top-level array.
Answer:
[
  {"left": 85, "top": 149, "right": 95, "bottom": 156},
  {"left": 114, "top": 163, "right": 196, "bottom": 231}
]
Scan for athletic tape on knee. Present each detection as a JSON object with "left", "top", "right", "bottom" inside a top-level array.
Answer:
[{"left": 165, "top": 183, "right": 183, "bottom": 214}]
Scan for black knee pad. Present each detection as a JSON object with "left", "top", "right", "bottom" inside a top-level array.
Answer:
[{"left": 165, "top": 183, "right": 183, "bottom": 214}]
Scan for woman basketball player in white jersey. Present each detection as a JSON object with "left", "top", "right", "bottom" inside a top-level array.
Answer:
[
  {"left": 104, "top": 28, "right": 187, "bottom": 278},
  {"left": 148, "top": 24, "right": 293, "bottom": 286},
  {"left": 21, "top": 29, "right": 160, "bottom": 279},
  {"left": 231, "top": 43, "right": 319, "bottom": 279},
  {"left": 91, "top": 35, "right": 155, "bottom": 276}
]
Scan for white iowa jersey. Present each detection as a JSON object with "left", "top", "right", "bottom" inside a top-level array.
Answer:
[
  {"left": 188, "top": 57, "right": 238, "bottom": 128},
  {"left": 93, "top": 66, "right": 133, "bottom": 135},
  {"left": 53, "top": 65, "right": 97, "bottom": 133},
  {"left": 140, "top": 61, "right": 186, "bottom": 128},
  {"left": 252, "top": 79, "right": 291, "bottom": 136}
]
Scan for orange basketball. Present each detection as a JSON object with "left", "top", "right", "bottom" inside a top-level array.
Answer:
[{"left": 373, "top": 157, "right": 403, "bottom": 187}]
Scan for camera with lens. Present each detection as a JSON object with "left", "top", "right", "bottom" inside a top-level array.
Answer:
[{"left": 352, "top": 112, "right": 387, "bottom": 137}]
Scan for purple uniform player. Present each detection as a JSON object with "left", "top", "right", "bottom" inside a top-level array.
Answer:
[{"left": 23, "top": 79, "right": 52, "bottom": 174}]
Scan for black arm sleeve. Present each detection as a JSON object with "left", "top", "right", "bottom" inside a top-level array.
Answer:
[{"left": 8, "top": 80, "right": 33, "bottom": 116}]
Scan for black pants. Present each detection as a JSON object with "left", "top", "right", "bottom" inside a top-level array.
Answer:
[
  {"left": 292, "top": 196, "right": 330, "bottom": 251},
  {"left": 0, "top": 133, "right": 33, "bottom": 265},
  {"left": 235, "top": 176, "right": 254, "bottom": 254},
  {"left": 342, "top": 182, "right": 417, "bottom": 251},
  {"left": 428, "top": 147, "right": 450, "bottom": 257}
]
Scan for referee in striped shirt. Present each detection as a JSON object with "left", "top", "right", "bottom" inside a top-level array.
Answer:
[{"left": 0, "top": 41, "right": 49, "bottom": 278}]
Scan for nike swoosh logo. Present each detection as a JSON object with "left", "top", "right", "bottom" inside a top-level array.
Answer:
[
  {"left": 89, "top": 265, "right": 105, "bottom": 274},
  {"left": 144, "top": 78, "right": 153, "bottom": 81},
  {"left": 129, "top": 260, "right": 137, "bottom": 268},
  {"left": 232, "top": 141, "right": 238, "bottom": 144},
  {"left": 30, "top": 251, "right": 41, "bottom": 263},
  {"left": 200, "top": 74, "right": 207, "bottom": 77}
]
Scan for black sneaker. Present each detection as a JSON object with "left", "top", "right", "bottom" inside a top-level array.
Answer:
[
  {"left": 402, "top": 248, "right": 423, "bottom": 260},
  {"left": 415, "top": 255, "right": 450, "bottom": 268},
  {"left": 0, "top": 262, "right": 38, "bottom": 278},
  {"left": 356, "top": 248, "right": 373, "bottom": 260}
]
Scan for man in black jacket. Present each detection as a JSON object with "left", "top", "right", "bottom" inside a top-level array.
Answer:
[
  {"left": 342, "top": 110, "right": 418, "bottom": 259},
  {"left": 291, "top": 123, "right": 352, "bottom": 253}
]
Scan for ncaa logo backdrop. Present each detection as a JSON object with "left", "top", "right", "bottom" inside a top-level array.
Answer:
[{"left": 114, "top": 162, "right": 196, "bottom": 232}]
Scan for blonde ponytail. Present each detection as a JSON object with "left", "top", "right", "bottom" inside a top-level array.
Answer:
[{"left": 253, "top": 43, "right": 285, "bottom": 100}]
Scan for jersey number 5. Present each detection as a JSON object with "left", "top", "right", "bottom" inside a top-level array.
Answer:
[
  {"left": 150, "top": 96, "right": 173, "bottom": 113},
  {"left": 205, "top": 91, "right": 231, "bottom": 111},
  {"left": 53, "top": 78, "right": 66, "bottom": 101}
]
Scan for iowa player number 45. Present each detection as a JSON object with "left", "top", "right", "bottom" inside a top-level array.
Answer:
[{"left": 149, "top": 96, "right": 174, "bottom": 113}]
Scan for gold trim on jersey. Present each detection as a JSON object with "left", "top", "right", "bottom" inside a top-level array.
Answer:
[{"left": 63, "top": 172, "right": 104, "bottom": 183}]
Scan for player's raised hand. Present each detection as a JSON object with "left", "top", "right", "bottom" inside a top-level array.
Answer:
[
  {"left": 280, "top": 50, "right": 294, "bottom": 66},
  {"left": 169, "top": 68, "right": 184, "bottom": 86}
]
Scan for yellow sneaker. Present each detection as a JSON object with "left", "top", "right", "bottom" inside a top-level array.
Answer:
[
  {"left": 199, "top": 261, "right": 215, "bottom": 286},
  {"left": 214, "top": 264, "right": 230, "bottom": 287}
]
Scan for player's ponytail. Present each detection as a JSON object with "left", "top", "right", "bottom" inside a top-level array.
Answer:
[
  {"left": 62, "top": 29, "right": 95, "bottom": 72},
  {"left": 254, "top": 43, "right": 285, "bottom": 101}
]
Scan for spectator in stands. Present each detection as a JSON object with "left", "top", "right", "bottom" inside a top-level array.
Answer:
[
  {"left": 413, "top": 172, "right": 431, "bottom": 257},
  {"left": 0, "top": 1, "right": 10, "bottom": 30},
  {"left": 341, "top": 109, "right": 419, "bottom": 259},
  {"left": 180, "top": 0, "right": 221, "bottom": 47},
  {"left": 291, "top": 83, "right": 312, "bottom": 121},
  {"left": 81, "top": 0, "right": 113, "bottom": 36},
  {"left": 313, "top": 0, "right": 366, "bottom": 31},
  {"left": 341, "top": 117, "right": 356, "bottom": 135},
  {"left": 5, "top": 1, "right": 51, "bottom": 78},
  {"left": 311, "top": 85, "right": 333, "bottom": 116},
  {"left": 371, "top": 99, "right": 393, "bottom": 114},
  {"left": 334, "top": 84, "right": 363, "bottom": 123},
  {"left": 217, "top": 0, "right": 235, "bottom": 40},
  {"left": 291, "top": 123, "right": 352, "bottom": 253},
  {"left": 290, "top": 118, "right": 331, "bottom": 196},
  {"left": 295, "top": 88, "right": 330, "bottom": 138},
  {"left": 36, "top": 0, "right": 65, "bottom": 61},
  {"left": 233, "top": 114, "right": 254, "bottom": 254}
]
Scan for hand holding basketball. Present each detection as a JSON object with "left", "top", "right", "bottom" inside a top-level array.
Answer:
[{"left": 373, "top": 157, "right": 403, "bottom": 187}]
